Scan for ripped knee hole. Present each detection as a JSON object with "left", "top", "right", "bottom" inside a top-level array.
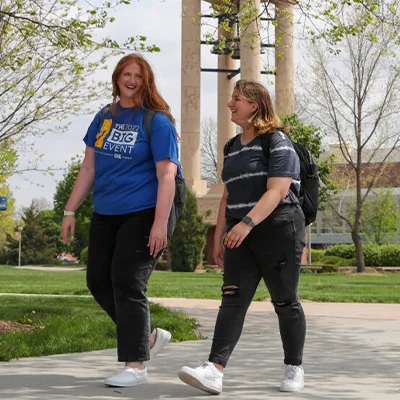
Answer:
[{"left": 222, "top": 285, "right": 239, "bottom": 295}]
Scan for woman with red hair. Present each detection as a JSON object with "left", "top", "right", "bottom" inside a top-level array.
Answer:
[{"left": 61, "top": 53, "right": 180, "bottom": 387}]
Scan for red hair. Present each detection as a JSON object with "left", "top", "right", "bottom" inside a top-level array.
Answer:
[{"left": 111, "top": 53, "right": 175, "bottom": 125}]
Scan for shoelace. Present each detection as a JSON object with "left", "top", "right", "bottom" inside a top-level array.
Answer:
[
  {"left": 285, "top": 366, "right": 300, "bottom": 380},
  {"left": 198, "top": 361, "right": 212, "bottom": 368}
]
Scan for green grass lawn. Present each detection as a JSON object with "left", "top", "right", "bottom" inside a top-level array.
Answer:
[
  {"left": 0, "top": 265, "right": 399, "bottom": 303},
  {"left": 0, "top": 295, "right": 201, "bottom": 362},
  {"left": 0, "top": 266, "right": 399, "bottom": 361}
]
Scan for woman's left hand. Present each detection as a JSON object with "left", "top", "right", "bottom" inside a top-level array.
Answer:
[
  {"left": 223, "top": 221, "right": 252, "bottom": 249},
  {"left": 148, "top": 222, "right": 168, "bottom": 257}
]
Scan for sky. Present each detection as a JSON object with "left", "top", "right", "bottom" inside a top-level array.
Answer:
[{"left": 8, "top": 0, "right": 280, "bottom": 211}]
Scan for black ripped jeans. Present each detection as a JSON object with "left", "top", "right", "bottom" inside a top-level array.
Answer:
[
  {"left": 86, "top": 208, "right": 157, "bottom": 362},
  {"left": 209, "top": 204, "right": 306, "bottom": 368}
]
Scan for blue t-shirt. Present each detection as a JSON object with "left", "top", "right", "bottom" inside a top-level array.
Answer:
[{"left": 84, "top": 104, "right": 179, "bottom": 215}]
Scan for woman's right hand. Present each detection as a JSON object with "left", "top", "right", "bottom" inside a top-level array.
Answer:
[
  {"left": 213, "top": 240, "right": 225, "bottom": 268},
  {"left": 61, "top": 216, "right": 76, "bottom": 246}
]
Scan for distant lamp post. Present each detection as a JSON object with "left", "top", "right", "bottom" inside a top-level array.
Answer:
[
  {"left": 307, "top": 224, "right": 312, "bottom": 265},
  {"left": 18, "top": 226, "right": 23, "bottom": 267}
]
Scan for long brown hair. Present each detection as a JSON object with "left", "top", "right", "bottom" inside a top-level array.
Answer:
[
  {"left": 111, "top": 53, "right": 175, "bottom": 125},
  {"left": 233, "top": 79, "right": 287, "bottom": 134}
]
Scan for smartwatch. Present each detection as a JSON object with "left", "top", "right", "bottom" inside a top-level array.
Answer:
[{"left": 242, "top": 215, "right": 255, "bottom": 228}]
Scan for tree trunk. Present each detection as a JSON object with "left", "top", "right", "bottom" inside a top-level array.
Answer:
[{"left": 351, "top": 228, "right": 365, "bottom": 273}]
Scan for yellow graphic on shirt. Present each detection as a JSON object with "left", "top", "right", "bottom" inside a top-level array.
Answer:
[{"left": 95, "top": 119, "right": 112, "bottom": 148}]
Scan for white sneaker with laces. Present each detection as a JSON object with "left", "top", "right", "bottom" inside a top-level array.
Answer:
[
  {"left": 104, "top": 366, "right": 148, "bottom": 387},
  {"left": 280, "top": 364, "right": 304, "bottom": 392},
  {"left": 150, "top": 328, "right": 172, "bottom": 359},
  {"left": 178, "top": 361, "right": 223, "bottom": 395}
]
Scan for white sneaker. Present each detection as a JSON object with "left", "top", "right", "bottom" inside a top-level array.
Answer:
[
  {"left": 178, "top": 361, "right": 223, "bottom": 394},
  {"left": 104, "top": 367, "right": 148, "bottom": 387},
  {"left": 280, "top": 364, "right": 304, "bottom": 392},
  {"left": 150, "top": 328, "right": 172, "bottom": 359}
]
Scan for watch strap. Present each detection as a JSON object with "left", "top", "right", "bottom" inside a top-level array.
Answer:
[{"left": 242, "top": 215, "right": 255, "bottom": 228}]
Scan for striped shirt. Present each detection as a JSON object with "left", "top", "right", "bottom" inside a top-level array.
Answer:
[{"left": 222, "top": 132, "right": 300, "bottom": 223}]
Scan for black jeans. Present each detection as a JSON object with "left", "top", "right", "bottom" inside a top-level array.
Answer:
[
  {"left": 209, "top": 204, "right": 306, "bottom": 367},
  {"left": 86, "top": 208, "right": 157, "bottom": 362}
]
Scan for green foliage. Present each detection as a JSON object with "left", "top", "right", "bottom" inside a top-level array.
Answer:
[
  {"left": 39, "top": 209, "right": 63, "bottom": 257},
  {"left": 0, "top": 189, "right": 16, "bottom": 252},
  {"left": 319, "top": 255, "right": 344, "bottom": 266},
  {"left": 325, "top": 243, "right": 381, "bottom": 266},
  {"left": 0, "top": 140, "right": 18, "bottom": 186},
  {"left": 80, "top": 247, "right": 88, "bottom": 266},
  {"left": 0, "top": 141, "right": 18, "bottom": 252},
  {"left": 1, "top": 201, "right": 56, "bottom": 265},
  {"left": 0, "top": 0, "right": 160, "bottom": 144},
  {"left": 53, "top": 158, "right": 93, "bottom": 257},
  {"left": 281, "top": 114, "right": 336, "bottom": 209},
  {"left": 380, "top": 244, "right": 400, "bottom": 266},
  {"left": 362, "top": 189, "right": 399, "bottom": 245},
  {"left": 300, "top": 1, "right": 399, "bottom": 52},
  {"left": 299, "top": 3, "right": 400, "bottom": 273},
  {"left": 311, "top": 249, "right": 325, "bottom": 262},
  {"left": 168, "top": 188, "right": 208, "bottom": 272},
  {"left": 363, "top": 244, "right": 381, "bottom": 267},
  {"left": 155, "top": 260, "right": 167, "bottom": 271},
  {"left": 336, "top": 257, "right": 357, "bottom": 267},
  {"left": 324, "top": 243, "right": 400, "bottom": 266},
  {"left": 320, "top": 264, "right": 339, "bottom": 272},
  {"left": 325, "top": 244, "right": 356, "bottom": 259}
]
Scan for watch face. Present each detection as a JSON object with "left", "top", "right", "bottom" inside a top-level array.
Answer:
[{"left": 242, "top": 216, "right": 255, "bottom": 227}]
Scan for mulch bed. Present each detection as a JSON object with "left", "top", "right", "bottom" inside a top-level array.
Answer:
[{"left": 0, "top": 320, "right": 37, "bottom": 333}]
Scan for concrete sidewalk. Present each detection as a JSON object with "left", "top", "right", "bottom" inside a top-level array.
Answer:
[{"left": 0, "top": 299, "right": 399, "bottom": 400}]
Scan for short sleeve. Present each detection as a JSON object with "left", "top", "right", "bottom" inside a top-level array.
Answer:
[
  {"left": 149, "top": 113, "right": 179, "bottom": 167},
  {"left": 83, "top": 109, "right": 103, "bottom": 147},
  {"left": 267, "top": 131, "right": 300, "bottom": 179}
]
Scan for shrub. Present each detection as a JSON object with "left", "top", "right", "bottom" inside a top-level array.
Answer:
[
  {"left": 80, "top": 247, "right": 88, "bottom": 266},
  {"left": 320, "top": 255, "right": 344, "bottom": 265},
  {"left": 380, "top": 244, "right": 400, "bottom": 266},
  {"left": 363, "top": 244, "right": 381, "bottom": 266},
  {"left": 169, "top": 188, "right": 208, "bottom": 272},
  {"left": 319, "top": 265, "right": 338, "bottom": 272},
  {"left": 336, "top": 257, "right": 357, "bottom": 266},
  {"left": 325, "top": 244, "right": 355, "bottom": 259},
  {"left": 311, "top": 249, "right": 325, "bottom": 262},
  {"left": 301, "top": 268, "right": 315, "bottom": 274},
  {"left": 155, "top": 261, "right": 167, "bottom": 271}
]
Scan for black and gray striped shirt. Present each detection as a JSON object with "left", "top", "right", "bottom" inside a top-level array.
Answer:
[{"left": 222, "top": 131, "right": 300, "bottom": 223}]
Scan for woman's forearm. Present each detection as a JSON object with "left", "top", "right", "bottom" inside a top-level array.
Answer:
[
  {"left": 154, "top": 173, "right": 175, "bottom": 225},
  {"left": 65, "top": 148, "right": 95, "bottom": 212},
  {"left": 246, "top": 189, "right": 281, "bottom": 225},
  {"left": 214, "top": 191, "right": 228, "bottom": 244}
]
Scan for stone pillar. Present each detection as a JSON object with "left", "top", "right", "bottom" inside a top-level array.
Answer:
[
  {"left": 181, "top": 0, "right": 207, "bottom": 195},
  {"left": 274, "top": 1, "right": 295, "bottom": 117},
  {"left": 239, "top": 0, "right": 261, "bottom": 81},
  {"left": 208, "top": 21, "right": 237, "bottom": 193}
]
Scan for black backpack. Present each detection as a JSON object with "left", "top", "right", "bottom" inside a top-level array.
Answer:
[
  {"left": 224, "top": 131, "right": 319, "bottom": 226},
  {"left": 98, "top": 105, "right": 187, "bottom": 226}
]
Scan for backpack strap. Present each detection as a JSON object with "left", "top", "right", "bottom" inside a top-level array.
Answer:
[
  {"left": 143, "top": 109, "right": 157, "bottom": 141},
  {"left": 99, "top": 104, "right": 111, "bottom": 127},
  {"left": 144, "top": 109, "right": 184, "bottom": 178},
  {"left": 259, "top": 131, "right": 276, "bottom": 161},
  {"left": 223, "top": 134, "right": 240, "bottom": 157}
]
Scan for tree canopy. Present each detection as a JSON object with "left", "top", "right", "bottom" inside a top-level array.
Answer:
[
  {"left": 298, "top": 5, "right": 400, "bottom": 271},
  {"left": 0, "top": 0, "right": 159, "bottom": 144}
]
